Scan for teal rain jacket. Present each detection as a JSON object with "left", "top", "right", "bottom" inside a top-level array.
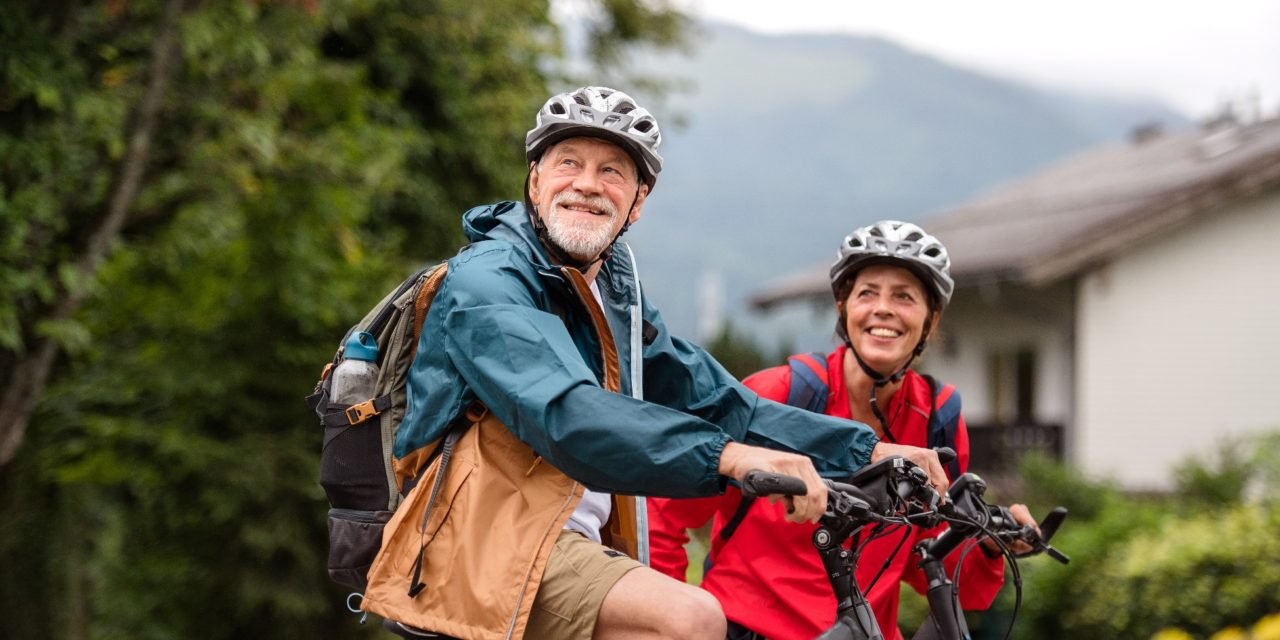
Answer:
[{"left": 397, "top": 201, "right": 880, "bottom": 498}]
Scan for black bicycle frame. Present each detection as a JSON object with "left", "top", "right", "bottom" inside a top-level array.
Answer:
[
  {"left": 911, "top": 527, "right": 972, "bottom": 640},
  {"left": 812, "top": 520, "right": 885, "bottom": 640}
]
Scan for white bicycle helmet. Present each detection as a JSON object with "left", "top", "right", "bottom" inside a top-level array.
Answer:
[
  {"left": 830, "top": 220, "right": 954, "bottom": 441},
  {"left": 525, "top": 86, "right": 663, "bottom": 187},
  {"left": 829, "top": 220, "right": 954, "bottom": 307}
]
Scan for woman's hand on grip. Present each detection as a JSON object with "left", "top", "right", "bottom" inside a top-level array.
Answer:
[{"left": 869, "top": 442, "right": 950, "bottom": 496}]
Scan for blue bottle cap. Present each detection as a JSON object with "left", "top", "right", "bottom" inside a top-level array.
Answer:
[{"left": 343, "top": 331, "right": 379, "bottom": 361}]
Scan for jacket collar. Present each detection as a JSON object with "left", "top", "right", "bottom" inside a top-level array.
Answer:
[{"left": 461, "top": 201, "right": 638, "bottom": 305}]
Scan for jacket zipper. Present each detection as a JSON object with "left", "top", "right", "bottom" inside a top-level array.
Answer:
[{"left": 505, "top": 481, "right": 581, "bottom": 639}]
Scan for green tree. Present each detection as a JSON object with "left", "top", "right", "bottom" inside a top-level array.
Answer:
[
  {"left": 0, "top": 1, "right": 687, "bottom": 637},
  {"left": 705, "top": 322, "right": 769, "bottom": 380}
]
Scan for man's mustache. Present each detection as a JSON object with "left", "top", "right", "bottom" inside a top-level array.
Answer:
[{"left": 553, "top": 192, "right": 617, "bottom": 218}]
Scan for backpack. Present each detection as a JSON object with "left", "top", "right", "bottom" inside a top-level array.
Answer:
[
  {"left": 717, "top": 351, "right": 962, "bottom": 543},
  {"left": 305, "top": 262, "right": 449, "bottom": 591}
]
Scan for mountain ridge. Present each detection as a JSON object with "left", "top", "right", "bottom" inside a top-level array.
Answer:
[{"left": 612, "top": 21, "right": 1189, "bottom": 345}]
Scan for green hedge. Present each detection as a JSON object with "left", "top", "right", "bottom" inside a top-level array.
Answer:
[
  {"left": 1063, "top": 504, "right": 1280, "bottom": 637},
  {"left": 998, "top": 433, "right": 1280, "bottom": 640}
]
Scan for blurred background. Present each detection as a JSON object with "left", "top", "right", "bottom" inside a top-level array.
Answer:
[{"left": 2, "top": 0, "right": 1277, "bottom": 638}]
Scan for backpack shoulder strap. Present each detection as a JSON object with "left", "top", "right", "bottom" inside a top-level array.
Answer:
[
  {"left": 719, "top": 352, "right": 830, "bottom": 543},
  {"left": 785, "top": 351, "right": 831, "bottom": 413},
  {"left": 921, "top": 373, "right": 962, "bottom": 480},
  {"left": 409, "top": 263, "right": 450, "bottom": 360}
]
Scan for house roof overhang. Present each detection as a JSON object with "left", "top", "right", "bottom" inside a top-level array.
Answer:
[{"left": 748, "top": 117, "right": 1280, "bottom": 311}]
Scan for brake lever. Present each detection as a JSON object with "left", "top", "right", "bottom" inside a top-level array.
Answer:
[
  {"left": 823, "top": 480, "right": 873, "bottom": 520},
  {"left": 989, "top": 511, "right": 1072, "bottom": 564},
  {"left": 1009, "top": 527, "right": 1071, "bottom": 564},
  {"left": 889, "top": 466, "right": 942, "bottom": 527}
]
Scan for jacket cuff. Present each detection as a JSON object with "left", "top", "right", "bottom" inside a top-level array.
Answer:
[
  {"left": 707, "top": 432, "right": 733, "bottom": 494},
  {"left": 856, "top": 432, "right": 881, "bottom": 468}
]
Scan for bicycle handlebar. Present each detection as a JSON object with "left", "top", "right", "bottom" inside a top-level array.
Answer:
[
  {"left": 926, "top": 473, "right": 1071, "bottom": 564},
  {"left": 741, "top": 451, "right": 1071, "bottom": 640},
  {"left": 741, "top": 454, "right": 944, "bottom": 530},
  {"left": 986, "top": 505, "right": 1071, "bottom": 563},
  {"left": 741, "top": 460, "right": 1070, "bottom": 565},
  {"left": 741, "top": 469, "right": 808, "bottom": 499}
]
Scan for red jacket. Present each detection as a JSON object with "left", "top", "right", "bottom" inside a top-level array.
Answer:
[{"left": 647, "top": 347, "right": 1004, "bottom": 640}]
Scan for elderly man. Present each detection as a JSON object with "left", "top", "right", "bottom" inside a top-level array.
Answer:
[{"left": 360, "top": 86, "right": 948, "bottom": 640}]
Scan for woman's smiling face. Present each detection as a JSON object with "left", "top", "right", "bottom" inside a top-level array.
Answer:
[{"left": 841, "top": 263, "right": 935, "bottom": 374}]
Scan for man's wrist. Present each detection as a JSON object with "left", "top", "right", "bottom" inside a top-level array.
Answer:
[{"left": 717, "top": 441, "right": 745, "bottom": 477}]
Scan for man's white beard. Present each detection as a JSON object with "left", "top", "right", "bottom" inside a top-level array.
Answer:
[{"left": 545, "top": 191, "right": 620, "bottom": 262}]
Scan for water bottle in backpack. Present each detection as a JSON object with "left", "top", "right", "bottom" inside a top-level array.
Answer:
[
  {"left": 322, "top": 330, "right": 385, "bottom": 513},
  {"left": 330, "top": 331, "right": 380, "bottom": 407}
]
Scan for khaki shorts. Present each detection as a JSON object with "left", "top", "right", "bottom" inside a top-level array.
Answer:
[{"left": 525, "top": 530, "right": 643, "bottom": 639}]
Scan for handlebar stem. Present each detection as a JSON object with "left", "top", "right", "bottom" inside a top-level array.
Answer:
[
  {"left": 813, "top": 525, "right": 885, "bottom": 640},
  {"left": 912, "top": 542, "right": 970, "bottom": 640}
]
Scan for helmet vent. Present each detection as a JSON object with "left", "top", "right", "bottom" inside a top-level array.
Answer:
[{"left": 829, "top": 220, "right": 955, "bottom": 308}]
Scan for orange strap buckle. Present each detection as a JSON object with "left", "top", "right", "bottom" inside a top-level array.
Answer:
[{"left": 345, "top": 400, "right": 380, "bottom": 425}]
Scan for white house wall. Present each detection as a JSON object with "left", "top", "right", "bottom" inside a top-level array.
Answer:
[
  {"left": 1075, "top": 190, "right": 1280, "bottom": 489},
  {"left": 921, "top": 281, "right": 1074, "bottom": 427}
]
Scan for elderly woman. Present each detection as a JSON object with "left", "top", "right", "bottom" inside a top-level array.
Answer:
[{"left": 648, "top": 220, "right": 1036, "bottom": 640}]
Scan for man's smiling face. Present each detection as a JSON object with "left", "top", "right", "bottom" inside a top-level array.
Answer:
[{"left": 529, "top": 137, "right": 647, "bottom": 263}]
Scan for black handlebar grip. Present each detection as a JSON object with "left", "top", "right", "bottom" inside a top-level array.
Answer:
[
  {"left": 934, "top": 447, "right": 957, "bottom": 465},
  {"left": 741, "top": 470, "right": 808, "bottom": 498},
  {"left": 946, "top": 472, "right": 987, "bottom": 504}
]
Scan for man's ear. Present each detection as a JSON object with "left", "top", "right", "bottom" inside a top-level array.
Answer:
[
  {"left": 528, "top": 162, "right": 541, "bottom": 202},
  {"left": 628, "top": 183, "right": 650, "bottom": 225}
]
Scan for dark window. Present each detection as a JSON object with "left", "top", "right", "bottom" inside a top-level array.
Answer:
[
  {"left": 1015, "top": 348, "right": 1036, "bottom": 423},
  {"left": 987, "top": 346, "right": 1037, "bottom": 425}
]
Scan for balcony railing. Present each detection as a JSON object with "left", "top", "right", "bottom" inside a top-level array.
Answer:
[{"left": 965, "top": 422, "right": 1064, "bottom": 476}]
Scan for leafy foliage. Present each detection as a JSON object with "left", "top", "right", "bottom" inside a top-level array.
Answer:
[
  {"left": 995, "top": 437, "right": 1280, "bottom": 640},
  {"left": 1062, "top": 505, "right": 1280, "bottom": 638},
  {"left": 0, "top": 0, "right": 687, "bottom": 637},
  {"left": 1173, "top": 437, "right": 1256, "bottom": 508},
  {"left": 704, "top": 321, "right": 769, "bottom": 380}
]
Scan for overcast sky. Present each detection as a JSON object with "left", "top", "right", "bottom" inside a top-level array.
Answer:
[{"left": 674, "top": 0, "right": 1279, "bottom": 119}]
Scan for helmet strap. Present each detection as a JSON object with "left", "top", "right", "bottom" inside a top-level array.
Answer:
[
  {"left": 846, "top": 343, "right": 912, "bottom": 442},
  {"left": 842, "top": 318, "right": 932, "bottom": 442},
  {"left": 529, "top": 206, "right": 594, "bottom": 272},
  {"left": 595, "top": 183, "right": 642, "bottom": 264}
]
